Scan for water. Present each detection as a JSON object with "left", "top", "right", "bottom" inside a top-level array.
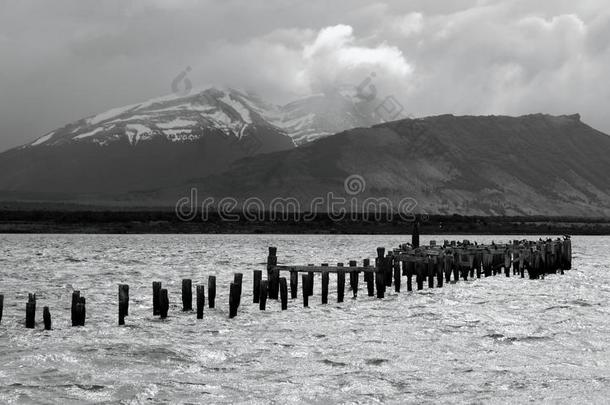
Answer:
[{"left": 0, "top": 234, "right": 608, "bottom": 404}]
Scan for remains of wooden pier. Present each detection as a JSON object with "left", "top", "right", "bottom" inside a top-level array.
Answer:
[{"left": 0, "top": 234, "right": 572, "bottom": 329}]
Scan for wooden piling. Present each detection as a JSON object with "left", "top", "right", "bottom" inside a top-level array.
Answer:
[
  {"left": 375, "top": 269, "right": 385, "bottom": 299},
  {"left": 427, "top": 260, "right": 434, "bottom": 289},
  {"left": 436, "top": 258, "right": 443, "bottom": 288},
  {"left": 233, "top": 273, "right": 243, "bottom": 308},
  {"left": 253, "top": 270, "right": 262, "bottom": 303},
  {"left": 152, "top": 281, "right": 162, "bottom": 316},
  {"left": 182, "top": 279, "right": 192, "bottom": 311},
  {"left": 208, "top": 275, "right": 216, "bottom": 309},
  {"left": 75, "top": 297, "right": 86, "bottom": 326},
  {"left": 196, "top": 285, "right": 205, "bottom": 319},
  {"left": 159, "top": 288, "right": 169, "bottom": 319},
  {"left": 337, "top": 272, "right": 345, "bottom": 303},
  {"left": 279, "top": 277, "right": 288, "bottom": 310},
  {"left": 393, "top": 262, "right": 401, "bottom": 293},
  {"left": 406, "top": 261, "right": 414, "bottom": 291},
  {"left": 321, "top": 271, "right": 329, "bottom": 304},
  {"left": 267, "top": 247, "right": 279, "bottom": 299},
  {"left": 71, "top": 291, "right": 80, "bottom": 326},
  {"left": 364, "top": 259, "right": 374, "bottom": 297},
  {"left": 349, "top": 260, "right": 359, "bottom": 298},
  {"left": 290, "top": 270, "right": 298, "bottom": 299},
  {"left": 118, "top": 284, "right": 129, "bottom": 325},
  {"left": 0, "top": 294, "right": 3, "bottom": 324},
  {"left": 308, "top": 270, "right": 315, "bottom": 297},
  {"left": 302, "top": 274, "right": 309, "bottom": 307},
  {"left": 412, "top": 220, "right": 420, "bottom": 248},
  {"left": 416, "top": 262, "right": 424, "bottom": 290},
  {"left": 25, "top": 294, "right": 36, "bottom": 329},
  {"left": 43, "top": 306, "right": 51, "bottom": 330},
  {"left": 229, "top": 282, "right": 238, "bottom": 319},
  {"left": 259, "top": 280, "right": 268, "bottom": 310}
]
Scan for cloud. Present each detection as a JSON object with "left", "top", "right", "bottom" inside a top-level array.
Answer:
[{"left": 1, "top": 0, "right": 610, "bottom": 152}]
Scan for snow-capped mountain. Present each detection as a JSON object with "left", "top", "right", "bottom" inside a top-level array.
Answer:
[
  {"left": 0, "top": 87, "right": 382, "bottom": 196},
  {"left": 25, "top": 87, "right": 382, "bottom": 149}
]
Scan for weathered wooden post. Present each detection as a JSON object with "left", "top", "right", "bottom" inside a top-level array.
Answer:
[
  {"left": 321, "top": 271, "right": 329, "bottom": 304},
  {"left": 182, "top": 279, "right": 192, "bottom": 311},
  {"left": 196, "top": 285, "right": 205, "bottom": 319},
  {"left": 349, "top": 260, "right": 359, "bottom": 298},
  {"left": 229, "top": 282, "right": 238, "bottom": 319},
  {"left": 337, "top": 263, "right": 345, "bottom": 303},
  {"left": 364, "top": 258, "right": 374, "bottom": 297},
  {"left": 384, "top": 254, "right": 393, "bottom": 287},
  {"left": 43, "top": 306, "right": 51, "bottom": 330},
  {"left": 259, "top": 280, "right": 268, "bottom": 310},
  {"left": 412, "top": 220, "right": 420, "bottom": 248},
  {"left": 302, "top": 274, "right": 309, "bottom": 307},
  {"left": 71, "top": 291, "right": 80, "bottom": 326},
  {"left": 290, "top": 270, "right": 298, "bottom": 299},
  {"left": 427, "top": 259, "right": 435, "bottom": 288},
  {"left": 75, "top": 297, "right": 86, "bottom": 326},
  {"left": 436, "top": 257, "right": 443, "bottom": 288},
  {"left": 416, "top": 261, "right": 424, "bottom": 290},
  {"left": 152, "top": 281, "right": 162, "bottom": 316},
  {"left": 233, "top": 273, "right": 243, "bottom": 308},
  {"left": 267, "top": 247, "right": 279, "bottom": 299},
  {"left": 393, "top": 261, "right": 401, "bottom": 292},
  {"left": 253, "top": 270, "right": 262, "bottom": 303},
  {"left": 504, "top": 250, "right": 511, "bottom": 277},
  {"left": 118, "top": 284, "right": 129, "bottom": 325},
  {"left": 160, "top": 289, "right": 169, "bottom": 319},
  {"left": 279, "top": 277, "right": 288, "bottom": 310},
  {"left": 25, "top": 294, "right": 36, "bottom": 329},
  {"left": 307, "top": 267, "right": 315, "bottom": 297},
  {"left": 405, "top": 260, "right": 414, "bottom": 291},
  {"left": 0, "top": 294, "right": 4, "bottom": 324},
  {"left": 208, "top": 275, "right": 216, "bottom": 309}
]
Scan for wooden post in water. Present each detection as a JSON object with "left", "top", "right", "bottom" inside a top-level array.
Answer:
[
  {"left": 253, "top": 270, "right": 262, "bottom": 303},
  {"left": 159, "top": 289, "right": 169, "bottom": 319},
  {"left": 208, "top": 275, "right": 216, "bottom": 309},
  {"left": 321, "top": 271, "right": 329, "bottom": 304},
  {"left": 71, "top": 291, "right": 80, "bottom": 326},
  {"left": 308, "top": 266, "right": 315, "bottom": 297},
  {"left": 427, "top": 259, "right": 434, "bottom": 289},
  {"left": 259, "top": 280, "right": 268, "bottom": 310},
  {"left": 118, "top": 284, "right": 129, "bottom": 326},
  {"left": 196, "top": 285, "right": 205, "bottom": 319},
  {"left": 337, "top": 263, "right": 345, "bottom": 303},
  {"left": 229, "top": 282, "right": 238, "bottom": 319},
  {"left": 436, "top": 258, "right": 443, "bottom": 288},
  {"left": 182, "top": 279, "right": 192, "bottom": 311},
  {"left": 0, "top": 294, "right": 3, "bottom": 324},
  {"left": 384, "top": 255, "right": 393, "bottom": 287},
  {"left": 43, "top": 306, "right": 51, "bottom": 330},
  {"left": 25, "top": 294, "right": 36, "bottom": 329},
  {"left": 267, "top": 247, "right": 279, "bottom": 299},
  {"left": 279, "top": 277, "right": 288, "bottom": 310},
  {"left": 75, "top": 297, "right": 86, "bottom": 326},
  {"left": 290, "top": 270, "right": 298, "bottom": 299},
  {"left": 152, "top": 281, "right": 162, "bottom": 316},
  {"left": 412, "top": 220, "right": 420, "bottom": 248},
  {"left": 416, "top": 262, "right": 424, "bottom": 291},
  {"left": 302, "top": 274, "right": 309, "bottom": 307},
  {"left": 364, "top": 259, "right": 374, "bottom": 297},
  {"left": 406, "top": 261, "right": 414, "bottom": 291},
  {"left": 233, "top": 273, "right": 243, "bottom": 308},
  {"left": 393, "top": 261, "right": 401, "bottom": 293},
  {"left": 349, "top": 260, "right": 358, "bottom": 298}
]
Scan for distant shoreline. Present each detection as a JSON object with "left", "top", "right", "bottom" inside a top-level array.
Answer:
[{"left": 0, "top": 210, "right": 609, "bottom": 234}]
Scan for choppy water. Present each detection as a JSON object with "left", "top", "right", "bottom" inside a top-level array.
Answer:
[{"left": 0, "top": 234, "right": 608, "bottom": 404}]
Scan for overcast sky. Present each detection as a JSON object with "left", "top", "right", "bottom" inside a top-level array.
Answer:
[{"left": 1, "top": 0, "right": 609, "bottom": 151}]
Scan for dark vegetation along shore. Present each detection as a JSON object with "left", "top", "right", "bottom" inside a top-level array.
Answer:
[{"left": 0, "top": 210, "right": 609, "bottom": 234}]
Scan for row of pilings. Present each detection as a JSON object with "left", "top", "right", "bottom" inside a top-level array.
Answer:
[{"left": 0, "top": 237, "right": 571, "bottom": 328}]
